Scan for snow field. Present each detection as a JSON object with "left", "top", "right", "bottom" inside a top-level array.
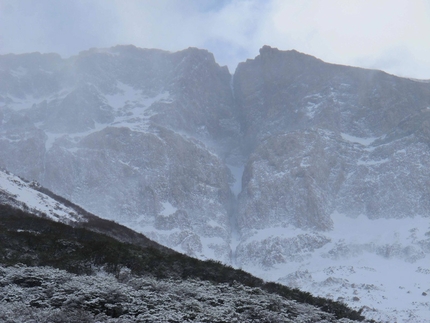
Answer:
[{"left": 239, "top": 212, "right": 430, "bottom": 323}]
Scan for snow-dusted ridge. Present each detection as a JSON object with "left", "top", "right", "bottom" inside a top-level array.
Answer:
[{"left": 0, "top": 169, "right": 84, "bottom": 223}]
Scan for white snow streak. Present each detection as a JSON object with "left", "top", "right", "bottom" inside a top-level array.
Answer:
[
  {"left": 226, "top": 164, "right": 244, "bottom": 197},
  {"left": 341, "top": 133, "right": 377, "bottom": 146},
  {"left": 0, "top": 170, "right": 82, "bottom": 222}
]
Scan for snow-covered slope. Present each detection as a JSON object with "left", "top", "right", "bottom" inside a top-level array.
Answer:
[
  {"left": 239, "top": 212, "right": 430, "bottom": 323},
  {"left": 0, "top": 169, "right": 83, "bottom": 223}
]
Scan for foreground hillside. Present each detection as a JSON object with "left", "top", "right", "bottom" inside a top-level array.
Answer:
[
  {"left": 0, "top": 203, "right": 368, "bottom": 322},
  {"left": 0, "top": 264, "right": 363, "bottom": 323}
]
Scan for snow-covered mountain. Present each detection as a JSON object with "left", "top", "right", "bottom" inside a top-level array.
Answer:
[
  {"left": 234, "top": 47, "right": 430, "bottom": 322},
  {"left": 1, "top": 45, "right": 430, "bottom": 322},
  {"left": 0, "top": 46, "right": 237, "bottom": 263}
]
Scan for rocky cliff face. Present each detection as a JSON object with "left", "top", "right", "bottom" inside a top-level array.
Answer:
[
  {"left": 0, "top": 46, "right": 237, "bottom": 262},
  {"left": 234, "top": 46, "right": 430, "bottom": 141},
  {"left": 234, "top": 44, "right": 430, "bottom": 236},
  {"left": 233, "top": 47, "right": 430, "bottom": 322},
  {"left": 1, "top": 45, "right": 430, "bottom": 321}
]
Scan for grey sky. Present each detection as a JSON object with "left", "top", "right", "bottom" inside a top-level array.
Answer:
[{"left": 1, "top": 0, "right": 429, "bottom": 79}]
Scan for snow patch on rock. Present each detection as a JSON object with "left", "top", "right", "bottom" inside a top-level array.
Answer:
[
  {"left": 341, "top": 133, "right": 377, "bottom": 146},
  {"left": 160, "top": 201, "right": 178, "bottom": 217}
]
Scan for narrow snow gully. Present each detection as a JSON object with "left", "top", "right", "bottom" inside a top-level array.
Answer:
[
  {"left": 226, "top": 163, "right": 245, "bottom": 267},
  {"left": 226, "top": 72, "right": 246, "bottom": 267},
  {"left": 230, "top": 72, "right": 235, "bottom": 100}
]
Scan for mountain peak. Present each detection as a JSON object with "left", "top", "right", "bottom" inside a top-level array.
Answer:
[
  {"left": 178, "top": 46, "right": 217, "bottom": 64},
  {"left": 258, "top": 45, "right": 308, "bottom": 59},
  {"left": 259, "top": 45, "right": 280, "bottom": 55}
]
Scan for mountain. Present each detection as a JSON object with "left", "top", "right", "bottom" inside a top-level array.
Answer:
[
  {"left": 233, "top": 47, "right": 430, "bottom": 322},
  {"left": 1, "top": 45, "right": 430, "bottom": 322},
  {"left": 0, "top": 46, "right": 237, "bottom": 263},
  {"left": 0, "top": 169, "right": 367, "bottom": 322}
]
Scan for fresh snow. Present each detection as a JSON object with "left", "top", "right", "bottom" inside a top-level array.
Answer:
[
  {"left": 243, "top": 226, "right": 310, "bottom": 243},
  {"left": 357, "top": 158, "right": 390, "bottom": 166},
  {"left": 305, "top": 101, "right": 322, "bottom": 118},
  {"left": 3, "top": 89, "right": 71, "bottom": 112},
  {"left": 207, "top": 219, "right": 223, "bottom": 228},
  {"left": 68, "top": 122, "right": 108, "bottom": 141},
  {"left": 44, "top": 122, "right": 108, "bottom": 151},
  {"left": 199, "top": 236, "right": 228, "bottom": 260},
  {"left": 341, "top": 133, "right": 377, "bottom": 146},
  {"left": 408, "top": 78, "right": 430, "bottom": 83},
  {"left": 225, "top": 163, "right": 245, "bottom": 265},
  {"left": 0, "top": 170, "right": 83, "bottom": 222},
  {"left": 44, "top": 132, "right": 67, "bottom": 151},
  {"left": 226, "top": 164, "right": 244, "bottom": 196},
  {"left": 138, "top": 224, "right": 180, "bottom": 236},
  {"left": 160, "top": 201, "right": 178, "bottom": 217},
  {"left": 105, "top": 81, "right": 172, "bottom": 132},
  {"left": 105, "top": 82, "right": 145, "bottom": 110},
  {"left": 43, "top": 84, "right": 171, "bottom": 149},
  {"left": 0, "top": 265, "right": 356, "bottom": 323},
  {"left": 9, "top": 66, "right": 28, "bottom": 77},
  {"left": 241, "top": 211, "right": 430, "bottom": 323},
  {"left": 5, "top": 82, "right": 173, "bottom": 152},
  {"left": 2, "top": 95, "right": 36, "bottom": 111}
]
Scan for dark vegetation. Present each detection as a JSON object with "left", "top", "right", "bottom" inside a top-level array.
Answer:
[{"left": 0, "top": 203, "right": 366, "bottom": 321}]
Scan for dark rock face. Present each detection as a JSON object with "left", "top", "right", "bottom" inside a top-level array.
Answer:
[
  {"left": 230, "top": 49, "right": 430, "bottom": 322},
  {"left": 234, "top": 46, "right": 430, "bottom": 233},
  {"left": 238, "top": 129, "right": 341, "bottom": 232},
  {"left": 234, "top": 46, "right": 430, "bottom": 144}
]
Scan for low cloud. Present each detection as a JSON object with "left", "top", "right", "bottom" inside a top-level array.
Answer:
[{"left": 1, "top": 0, "right": 429, "bottom": 78}]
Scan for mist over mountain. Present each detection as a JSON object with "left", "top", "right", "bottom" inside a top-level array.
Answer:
[{"left": 1, "top": 45, "right": 429, "bottom": 322}]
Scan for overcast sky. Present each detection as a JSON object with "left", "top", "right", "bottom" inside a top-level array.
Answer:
[{"left": 1, "top": 0, "right": 429, "bottom": 79}]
